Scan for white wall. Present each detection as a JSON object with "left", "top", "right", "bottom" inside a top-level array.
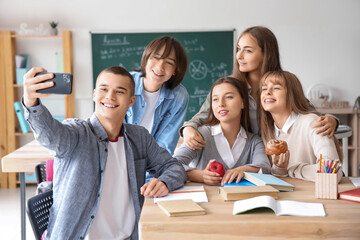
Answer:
[{"left": 1, "top": 0, "right": 359, "bottom": 119}]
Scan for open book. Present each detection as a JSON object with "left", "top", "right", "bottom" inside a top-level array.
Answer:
[{"left": 233, "top": 195, "right": 326, "bottom": 217}]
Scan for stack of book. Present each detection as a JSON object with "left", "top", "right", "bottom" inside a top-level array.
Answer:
[{"left": 219, "top": 172, "right": 294, "bottom": 201}]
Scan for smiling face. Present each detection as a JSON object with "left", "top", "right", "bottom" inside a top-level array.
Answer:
[
  {"left": 211, "top": 83, "right": 244, "bottom": 125},
  {"left": 144, "top": 45, "right": 176, "bottom": 92},
  {"left": 93, "top": 72, "right": 135, "bottom": 124},
  {"left": 236, "top": 33, "right": 263, "bottom": 74},
  {"left": 260, "top": 76, "right": 290, "bottom": 115}
]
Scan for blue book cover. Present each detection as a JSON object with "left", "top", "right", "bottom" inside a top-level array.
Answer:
[
  {"left": 244, "top": 172, "right": 294, "bottom": 192},
  {"left": 14, "top": 101, "right": 31, "bottom": 133},
  {"left": 223, "top": 178, "right": 256, "bottom": 187}
]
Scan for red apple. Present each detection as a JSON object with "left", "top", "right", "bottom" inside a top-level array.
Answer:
[{"left": 208, "top": 161, "right": 225, "bottom": 177}]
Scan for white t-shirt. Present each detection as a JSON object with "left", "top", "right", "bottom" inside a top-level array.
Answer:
[
  {"left": 139, "top": 89, "right": 160, "bottom": 133},
  {"left": 86, "top": 137, "right": 135, "bottom": 240}
]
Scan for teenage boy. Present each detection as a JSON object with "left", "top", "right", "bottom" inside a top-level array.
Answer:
[{"left": 23, "top": 66, "right": 187, "bottom": 240}]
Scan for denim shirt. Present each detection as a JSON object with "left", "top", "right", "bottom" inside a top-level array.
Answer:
[
  {"left": 125, "top": 71, "right": 189, "bottom": 154},
  {"left": 23, "top": 101, "right": 186, "bottom": 240}
]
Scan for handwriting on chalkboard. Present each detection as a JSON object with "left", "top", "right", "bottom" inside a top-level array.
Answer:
[
  {"left": 183, "top": 38, "right": 205, "bottom": 53},
  {"left": 100, "top": 46, "right": 145, "bottom": 60},
  {"left": 189, "top": 60, "right": 229, "bottom": 81},
  {"left": 103, "top": 35, "right": 130, "bottom": 46}
]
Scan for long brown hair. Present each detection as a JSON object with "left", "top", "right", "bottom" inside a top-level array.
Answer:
[
  {"left": 260, "top": 71, "right": 310, "bottom": 142},
  {"left": 259, "top": 71, "right": 343, "bottom": 162},
  {"left": 139, "top": 36, "right": 188, "bottom": 90},
  {"left": 206, "top": 76, "right": 251, "bottom": 135},
  {"left": 232, "top": 26, "right": 282, "bottom": 81}
]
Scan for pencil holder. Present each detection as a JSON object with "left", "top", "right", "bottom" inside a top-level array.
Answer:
[{"left": 315, "top": 172, "right": 338, "bottom": 199}]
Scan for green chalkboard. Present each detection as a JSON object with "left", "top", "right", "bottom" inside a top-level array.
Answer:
[{"left": 91, "top": 30, "right": 234, "bottom": 120}]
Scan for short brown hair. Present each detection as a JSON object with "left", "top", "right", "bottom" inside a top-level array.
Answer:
[
  {"left": 98, "top": 66, "right": 135, "bottom": 96},
  {"left": 140, "top": 36, "right": 188, "bottom": 90},
  {"left": 206, "top": 76, "right": 251, "bottom": 135}
]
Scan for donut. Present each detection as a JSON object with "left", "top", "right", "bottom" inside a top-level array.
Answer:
[{"left": 265, "top": 139, "right": 288, "bottom": 155}]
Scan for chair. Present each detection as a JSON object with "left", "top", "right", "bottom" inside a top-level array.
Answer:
[
  {"left": 35, "top": 162, "right": 47, "bottom": 184},
  {"left": 35, "top": 160, "right": 54, "bottom": 184},
  {"left": 26, "top": 190, "right": 53, "bottom": 240},
  {"left": 334, "top": 125, "right": 352, "bottom": 176}
]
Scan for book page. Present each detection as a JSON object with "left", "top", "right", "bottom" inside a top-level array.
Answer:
[
  {"left": 276, "top": 200, "right": 326, "bottom": 217},
  {"left": 233, "top": 195, "right": 277, "bottom": 215}
]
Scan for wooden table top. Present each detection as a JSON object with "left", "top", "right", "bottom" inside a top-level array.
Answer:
[
  {"left": 3, "top": 140, "right": 360, "bottom": 239},
  {"left": 1, "top": 140, "right": 53, "bottom": 173},
  {"left": 139, "top": 178, "right": 360, "bottom": 240}
]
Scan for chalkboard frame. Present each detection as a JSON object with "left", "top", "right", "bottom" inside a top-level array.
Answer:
[{"left": 91, "top": 30, "right": 236, "bottom": 120}]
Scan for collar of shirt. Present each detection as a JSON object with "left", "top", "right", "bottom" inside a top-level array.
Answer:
[
  {"left": 211, "top": 124, "right": 247, "bottom": 168},
  {"left": 133, "top": 72, "right": 175, "bottom": 100},
  {"left": 211, "top": 124, "right": 247, "bottom": 139},
  {"left": 274, "top": 111, "right": 300, "bottom": 137}
]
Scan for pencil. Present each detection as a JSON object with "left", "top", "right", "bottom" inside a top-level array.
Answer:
[{"left": 319, "top": 154, "right": 322, "bottom": 173}]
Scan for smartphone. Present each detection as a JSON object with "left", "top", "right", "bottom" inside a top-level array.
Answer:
[{"left": 35, "top": 72, "right": 73, "bottom": 95}]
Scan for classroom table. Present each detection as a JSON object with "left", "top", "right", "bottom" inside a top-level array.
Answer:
[
  {"left": 1, "top": 140, "right": 53, "bottom": 240},
  {"left": 139, "top": 178, "right": 360, "bottom": 240}
]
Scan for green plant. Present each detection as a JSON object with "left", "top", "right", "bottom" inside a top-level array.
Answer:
[{"left": 49, "top": 21, "right": 58, "bottom": 28}]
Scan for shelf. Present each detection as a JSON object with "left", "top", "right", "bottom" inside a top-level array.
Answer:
[
  {"left": 16, "top": 181, "right": 37, "bottom": 185},
  {"left": 15, "top": 132, "right": 33, "bottom": 136},
  {"left": 1, "top": 30, "right": 74, "bottom": 188},
  {"left": 11, "top": 34, "right": 62, "bottom": 38},
  {"left": 317, "top": 107, "right": 360, "bottom": 115}
]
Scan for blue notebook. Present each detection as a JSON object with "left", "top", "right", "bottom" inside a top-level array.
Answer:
[
  {"left": 223, "top": 178, "right": 256, "bottom": 187},
  {"left": 244, "top": 172, "right": 294, "bottom": 192},
  {"left": 14, "top": 101, "right": 31, "bottom": 133}
]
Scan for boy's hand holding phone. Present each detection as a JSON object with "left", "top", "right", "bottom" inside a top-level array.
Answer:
[{"left": 23, "top": 67, "right": 73, "bottom": 107}]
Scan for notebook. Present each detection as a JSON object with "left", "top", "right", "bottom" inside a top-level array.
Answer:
[
  {"left": 244, "top": 172, "right": 294, "bottom": 191},
  {"left": 157, "top": 199, "right": 206, "bottom": 217},
  {"left": 14, "top": 101, "right": 31, "bottom": 133},
  {"left": 223, "top": 178, "right": 256, "bottom": 187},
  {"left": 219, "top": 185, "right": 279, "bottom": 201},
  {"left": 338, "top": 188, "right": 360, "bottom": 203},
  {"left": 154, "top": 186, "right": 208, "bottom": 203}
]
